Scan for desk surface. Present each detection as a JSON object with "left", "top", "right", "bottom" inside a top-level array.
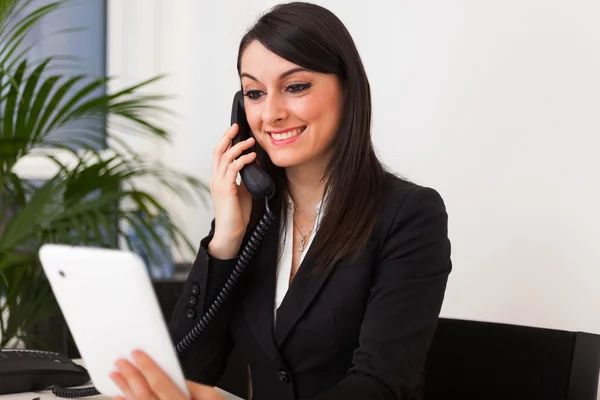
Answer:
[
  {"left": 0, "top": 388, "right": 240, "bottom": 400},
  {"left": 0, "top": 359, "right": 242, "bottom": 400}
]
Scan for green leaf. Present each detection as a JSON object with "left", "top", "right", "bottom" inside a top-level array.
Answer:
[
  {"left": 15, "top": 59, "right": 51, "bottom": 140},
  {"left": 33, "top": 74, "right": 88, "bottom": 139},
  {"left": 41, "top": 76, "right": 107, "bottom": 136},
  {"left": 0, "top": 177, "right": 63, "bottom": 252},
  {"left": 22, "top": 74, "right": 61, "bottom": 141},
  {"left": 3, "top": 59, "right": 27, "bottom": 139}
]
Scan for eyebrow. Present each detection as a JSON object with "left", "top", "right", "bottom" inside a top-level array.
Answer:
[{"left": 240, "top": 67, "right": 309, "bottom": 82}]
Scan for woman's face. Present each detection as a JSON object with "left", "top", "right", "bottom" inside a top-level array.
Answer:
[{"left": 239, "top": 40, "right": 343, "bottom": 170}]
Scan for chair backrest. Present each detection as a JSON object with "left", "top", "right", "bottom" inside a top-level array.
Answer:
[{"left": 423, "top": 318, "right": 600, "bottom": 400}]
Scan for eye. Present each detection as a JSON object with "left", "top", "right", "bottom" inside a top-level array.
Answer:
[
  {"left": 244, "top": 90, "right": 264, "bottom": 100},
  {"left": 286, "top": 82, "right": 312, "bottom": 93}
]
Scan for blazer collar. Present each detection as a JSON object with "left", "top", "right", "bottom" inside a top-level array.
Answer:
[
  {"left": 273, "top": 230, "right": 336, "bottom": 347},
  {"left": 241, "top": 204, "right": 337, "bottom": 359}
]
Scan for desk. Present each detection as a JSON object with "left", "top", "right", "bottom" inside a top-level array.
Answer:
[
  {"left": 0, "top": 388, "right": 241, "bottom": 400},
  {"left": 0, "top": 360, "right": 242, "bottom": 400}
]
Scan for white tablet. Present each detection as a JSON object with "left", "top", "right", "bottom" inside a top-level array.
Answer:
[{"left": 38, "top": 244, "right": 189, "bottom": 398}]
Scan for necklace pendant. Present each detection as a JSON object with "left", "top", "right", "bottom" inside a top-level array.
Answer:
[{"left": 299, "top": 236, "right": 306, "bottom": 252}]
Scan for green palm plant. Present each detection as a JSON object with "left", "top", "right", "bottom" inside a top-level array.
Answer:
[{"left": 0, "top": 0, "right": 208, "bottom": 348}]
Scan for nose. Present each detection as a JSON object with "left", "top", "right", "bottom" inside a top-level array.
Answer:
[{"left": 261, "top": 92, "right": 288, "bottom": 125}]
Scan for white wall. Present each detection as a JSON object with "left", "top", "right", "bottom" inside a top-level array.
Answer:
[{"left": 108, "top": 0, "right": 600, "bottom": 335}]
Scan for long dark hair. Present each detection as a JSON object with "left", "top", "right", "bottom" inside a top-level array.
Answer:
[{"left": 238, "top": 2, "right": 389, "bottom": 271}]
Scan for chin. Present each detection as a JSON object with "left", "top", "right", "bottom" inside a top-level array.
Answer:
[
  {"left": 264, "top": 152, "right": 304, "bottom": 168},
  {"left": 268, "top": 158, "right": 300, "bottom": 168}
]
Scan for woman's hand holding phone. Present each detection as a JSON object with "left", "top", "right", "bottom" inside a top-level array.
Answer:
[{"left": 208, "top": 123, "right": 257, "bottom": 259}]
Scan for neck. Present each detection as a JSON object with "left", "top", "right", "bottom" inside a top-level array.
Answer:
[{"left": 285, "top": 162, "right": 327, "bottom": 214}]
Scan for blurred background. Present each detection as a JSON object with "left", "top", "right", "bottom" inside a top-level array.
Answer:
[
  {"left": 1, "top": 0, "right": 599, "bottom": 396},
  {"left": 47, "top": 0, "right": 598, "bottom": 335}
]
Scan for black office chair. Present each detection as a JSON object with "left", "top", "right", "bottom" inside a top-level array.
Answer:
[{"left": 423, "top": 318, "right": 600, "bottom": 400}]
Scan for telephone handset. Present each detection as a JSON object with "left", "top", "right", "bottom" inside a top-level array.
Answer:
[
  {"left": 230, "top": 90, "right": 275, "bottom": 199},
  {"left": 49, "top": 92, "right": 276, "bottom": 398}
]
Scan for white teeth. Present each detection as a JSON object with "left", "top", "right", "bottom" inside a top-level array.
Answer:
[{"left": 270, "top": 127, "right": 305, "bottom": 140}]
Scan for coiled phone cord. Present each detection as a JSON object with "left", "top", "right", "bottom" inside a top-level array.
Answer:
[
  {"left": 50, "top": 385, "right": 102, "bottom": 398},
  {"left": 175, "top": 197, "right": 275, "bottom": 353},
  {"left": 51, "top": 196, "right": 275, "bottom": 398}
]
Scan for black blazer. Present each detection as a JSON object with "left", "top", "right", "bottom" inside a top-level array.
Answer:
[{"left": 168, "top": 173, "right": 452, "bottom": 400}]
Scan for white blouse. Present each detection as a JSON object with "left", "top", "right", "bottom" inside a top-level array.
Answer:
[{"left": 273, "top": 197, "right": 324, "bottom": 323}]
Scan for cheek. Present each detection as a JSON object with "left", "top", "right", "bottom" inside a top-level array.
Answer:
[
  {"left": 245, "top": 109, "right": 272, "bottom": 152},
  {"left": 300, "top": 90, "right": 342, "bottom": 126},
  {"left": 306, "top": 101, "right": 342, "bottom": 141},
  {"left": 289, "top": 97, "right": 318, "bottom": 122},
  {"left": 245, "top": 108, "right": 263, "bottom": 136}
]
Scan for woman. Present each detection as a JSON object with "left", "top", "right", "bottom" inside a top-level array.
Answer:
[{"left": 110, "top": 2, "right": 452, "bottom": 399}]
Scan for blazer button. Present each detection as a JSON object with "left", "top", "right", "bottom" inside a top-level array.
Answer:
[
  {"left": 186, "top": 308, "right": 196, "bottom": 319},
  {"left": 276, "top": 369, "right": 290, "bottom": 383},
  {"left": 191, "top": 283, "right": 201, "bottom": 296},
  {"left": 189, "top": 295, "right": 198, "bottom": 306}
]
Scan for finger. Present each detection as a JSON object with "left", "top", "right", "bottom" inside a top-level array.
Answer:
[
  {"left": 212, "top": 124, "right": 239, "bottom": 176},
  {"left": 216, "top": 135, "right": 255, "bottom": 180},
  {"left": 217, "top": 138, "right": 255, "bottom": 180},
  {"left": 131, "top": 350, "right": 187, "bottom": 400},
  {"left": 224, "top": 152, "right": 257, "bottom": 184},
  {"left": 110, "top": 371, "right": 133, "bottom": 399},
  {"left": 115, "top": 358, "right": 158, "bottom": 400}
]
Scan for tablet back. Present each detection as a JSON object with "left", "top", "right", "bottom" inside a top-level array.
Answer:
[{"left": 39, "top": 244, "right": 188, "bottom": 397}]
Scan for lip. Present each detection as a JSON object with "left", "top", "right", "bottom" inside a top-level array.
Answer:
[
  {"left": 268, "top": 126, "right": 306, "bottom": 146},
  {"left": 266, "top": 126, "right": 305, "bottom": 134}
]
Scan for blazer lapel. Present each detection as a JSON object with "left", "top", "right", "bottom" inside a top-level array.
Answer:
[
  {"left": 241, "top": 211, "right": 282, "bottom": 364},
  {"left": 273, "top": 231, "right": 337, "bottom": 347}
]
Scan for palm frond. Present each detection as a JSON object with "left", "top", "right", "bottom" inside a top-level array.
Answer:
[
  {"left": 0, "top": 0, "right": 210, "bottom": 349},
  {"left": 0, "top": 1, "right": 61, "bottom": 67}
]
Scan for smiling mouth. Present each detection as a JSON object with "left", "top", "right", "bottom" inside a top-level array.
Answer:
[{"left": 268, "top": 126, "right": 307, "bottom": 140}]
